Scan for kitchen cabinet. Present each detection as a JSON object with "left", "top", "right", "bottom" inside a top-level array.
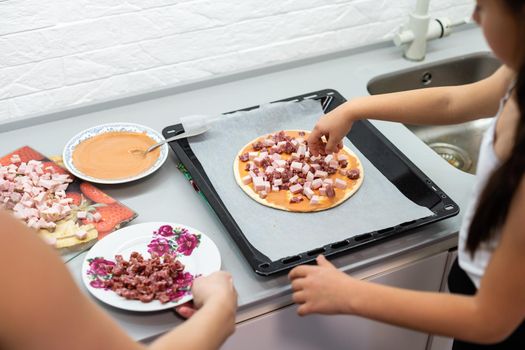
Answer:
[
  {"left": 428, "top": 249, "right": 457, "bottom": 350},
  {"left": 224, "top": 251, "right": 449, "bottom": 350}
]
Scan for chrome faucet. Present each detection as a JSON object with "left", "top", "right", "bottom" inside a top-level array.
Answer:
[{"left": 393, "top": 0, "right": 470, "bottom": 61}]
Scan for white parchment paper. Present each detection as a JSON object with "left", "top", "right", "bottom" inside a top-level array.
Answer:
[{"left": 188, "top": 99, "right": 434, "bottom": 260}]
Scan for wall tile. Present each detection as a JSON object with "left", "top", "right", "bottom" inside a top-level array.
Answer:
[{"left": 0, "top": 0, "right": 475, "bottom": 121}]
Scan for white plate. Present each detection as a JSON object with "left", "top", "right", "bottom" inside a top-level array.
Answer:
[
  {"left": 81, "top": 222, "right": 221, "bottom": 312},
  {"left": 63, "top": 122, "right": 169, "bottom": 184}
]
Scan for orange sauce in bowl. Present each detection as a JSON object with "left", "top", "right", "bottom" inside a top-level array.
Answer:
[{"left": 72, "top": 132, "right": 161, "bottom": 180}]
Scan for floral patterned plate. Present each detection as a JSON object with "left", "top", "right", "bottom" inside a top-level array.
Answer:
[{"left": 81, "top": 222, "right": 221, "bottom": 312}]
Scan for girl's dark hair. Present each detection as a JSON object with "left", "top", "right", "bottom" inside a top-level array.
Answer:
[{"left": 466, "top": 0, "right": 525, "bottom": 254}]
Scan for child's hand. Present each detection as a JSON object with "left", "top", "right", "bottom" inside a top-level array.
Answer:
[
  {"left": 288, "top": 255, "right": 355, "bottom": 316},
  {"left": 176, "top": 271, "right": 237, "bottom": 319},
  {"left": 308, "top": 107, "right": 354, "bottom": 156}
]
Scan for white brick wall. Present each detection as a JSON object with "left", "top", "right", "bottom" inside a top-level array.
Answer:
[{"left": 0, "top": 0, "right": 474, "bottom": 121}]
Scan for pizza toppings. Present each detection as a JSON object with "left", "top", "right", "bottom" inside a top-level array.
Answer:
[
  {"left": 0, "top": 157, "right": 74, "bottom": 231},
  {"left": 88, "top": 252, "right": 193, "bottom": 304},
  {"left": 237, "top": 131, "right": 361, "bottom": 206},
  {"left": 347, "top": 169, "right": 361, "bottom": 180}
]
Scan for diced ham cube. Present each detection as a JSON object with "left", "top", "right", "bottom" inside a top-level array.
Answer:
[
  {"left": 289, "top": 184, "right": 303, "bottom": 194},
  {"left": 302, "top": 164, "right": 311, "bottom": 174},
  {"left": 259, "top": 152, "right": 268, "bottom": 159},
  {"left": 259, "top": 191, "right": 268, "bottom": 199},
  {"left": 324, "top": 154, "right": 334, "bottom": 163},
  {"left": 271, "top": 153, "right": 281, "bottom": 161},
  {"left": 335, "top": 178, "right": 347, "bottom": 189},
  {"left": 264, "top": 181, "right": 271, "bottom": 193},
  {"left": 319, "top": 187, "right": 327, "bottom": 196},
  {"left": 75, "top": 230, "right": 88, "bottom": 240},
  {"left": 338, "top": 154, "right": 348, "bottom": 161},
  {"left": 93, "top": 212, "right": 102, "bottom": 222},
  {"left": 289, "top": 175, "right": 299, "bottom": 183},
  {"left": 272, "top": 185, "right": 279, "bottom": 192},
  {"left": 253, "top": 157, "right": 263, "bottom": 166},
  {"left": 311, "top": 179, "right": 323, "bottom": 189},
  {"left": 297, "top": 144, "right": 307, "bottom": 156},
  {"left": 304, "top": 181, "right": 312, "bottom": 189},
  {"left": 242, "top": 175, "right": 252, "bottom": 185},
  {"left": 339, "top": 169, "right": 348, "bottom": 176},
  {"left": 291, "top": 153, "right": 300, "bottom": 161},
  {"left": 273, "top": 179, "right": 283, "bottom": 186},
  {"left": 323, "top": 179, "right": 333, "bottom": 186},
  {"left": 310, "top": 195, "right": 320, "bottom": 205},
  {"left": 249, "top": 152, "right": 259, "bottom": 160},
  {"left": 306, "top": 171, "right": 315, "bottom": 182},
  {"left": 275, "top": 160, "right": 287, "bottom": 168},
  {"left": 314, "top": 170, "right": 328, "bottom": 179},
  {"left": 265, "top": 166, "right": 275, "bottom": 175},
  {"left": 253, "top": 177, "right": 265, "bottom": 191},
  {"left": 76, "top": 211, "right": 88, "bottom": 219},
  {"left": 303, "top": 187, "right": 315, "bottom": 199},
  {"left": 264, "top": 139, "right": 275, "bottom": 147},
  {"left": 290, "top": 161, "right": 303, "bottom": 171},
  {"left": 329, "top": 160, "right": 339, "bottom": 169},
  {"left": 276, "top": 167, "right": 285, "bottom": 174},
  {"left": 311, "top": 163, "right": 321, "bottom": 171}
]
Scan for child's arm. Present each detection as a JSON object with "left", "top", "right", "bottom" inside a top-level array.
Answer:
[
  {"left": 309, "top": 65, "right": 515, "bottom": 155},
  {"left": 288, "top": 175, "right": 525, "bottom": 344},
  {"left": 0, "top": 210, "right": 237, "bottom": 350}
]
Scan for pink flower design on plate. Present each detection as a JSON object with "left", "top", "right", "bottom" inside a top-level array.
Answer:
[
  {"left": 147, "top": 237, "right": 174, "bottom": 256},
  {"left": 88, "top": 257, "right": 115, "bottom": 276},
  {"left": 176, "top": 233, "right": 200, "bottom": 256},
  {"left": 156, "top": 225, "right": 174, "bottom": 237}
]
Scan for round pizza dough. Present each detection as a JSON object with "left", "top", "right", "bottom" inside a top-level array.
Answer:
[{"left": 233, "top": 130, "right": 364, "bottom": 212}]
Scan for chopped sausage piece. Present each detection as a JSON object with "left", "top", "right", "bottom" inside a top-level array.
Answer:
[
  {"left": 289, "top": 196, "right": 304, "bottom": 204},
  {"left": 89, "top": 252, "right": 192, "bottom": 304},
  {"left": 252, "top": 141, "right": 264, "bottom": 151},
  {"left": 239, "top": 153, "right": 250, "bottom": 162},
  {"left": 347, "top": 169, "right": 360, "bottom": 180}
]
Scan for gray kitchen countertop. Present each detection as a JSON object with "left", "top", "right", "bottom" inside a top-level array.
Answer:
[{"left": 0, "top": 26, "right": 489, "bottom": 341}]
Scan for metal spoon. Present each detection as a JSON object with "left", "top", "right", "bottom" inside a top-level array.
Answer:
[{"left": 130, "top": 123, "right": 210, "bottom": 156}]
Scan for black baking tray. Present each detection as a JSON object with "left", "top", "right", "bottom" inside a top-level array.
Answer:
[{"left": 162, "top": 89, "right": 459, "bottom": 276}]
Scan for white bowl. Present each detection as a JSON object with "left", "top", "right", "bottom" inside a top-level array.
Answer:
[{"left": 63, "top": 122, "right": 169, "bottom": 184}]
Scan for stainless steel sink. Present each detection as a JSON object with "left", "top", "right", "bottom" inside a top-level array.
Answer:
[{"left": 367, "top": 52, "right": 502, "bottom": 174}]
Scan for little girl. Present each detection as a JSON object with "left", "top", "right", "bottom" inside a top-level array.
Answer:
[{"left": 289, "top": 1, "right": 525, "bottom": 348}]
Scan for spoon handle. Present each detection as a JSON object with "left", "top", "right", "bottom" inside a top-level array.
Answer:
[{"left": 146, "top": 129, "right": 204, "bottom": 153}]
